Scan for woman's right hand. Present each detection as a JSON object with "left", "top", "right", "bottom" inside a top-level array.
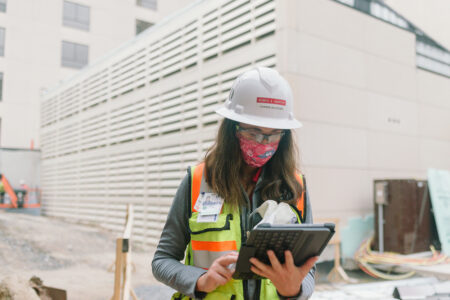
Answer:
[{"left": 195, "top": 252, "right": 239, "bottom": 293}]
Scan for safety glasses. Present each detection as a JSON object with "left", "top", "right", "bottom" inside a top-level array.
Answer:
[{"left": 236, "top": 125, "right": 285, "bottom": 143}]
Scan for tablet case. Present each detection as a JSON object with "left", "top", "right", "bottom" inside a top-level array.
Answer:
[{"left": 233, "top": 223, "right": 335, "bottom": 280}]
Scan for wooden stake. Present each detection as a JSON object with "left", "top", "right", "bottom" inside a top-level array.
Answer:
[
  {"left": 110, "top": 204, "right": 140, "bottom": 300},
  {"left": 112, "top": 238, "right": 124, "bottom": 300}
]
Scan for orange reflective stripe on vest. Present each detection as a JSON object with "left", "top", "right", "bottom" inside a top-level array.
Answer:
[
  {"left": 192, "top": 163, "right": 305, "bottom": 218},
  {"left": 191, "top": 240, "right": 238, "bottom": 270},
  {"left": 295, "top": 173, "right": 305, "bottom": 220},
  {"left": 191, "top": 163, "right": 205, "bottom": 212},
  {"left": 191, "top": 240, "right": 237, "bottom": 251}
]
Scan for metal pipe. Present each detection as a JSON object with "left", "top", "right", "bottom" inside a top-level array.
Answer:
[{"left": 378, "top": 203, "right": 384, "bottom": 253}]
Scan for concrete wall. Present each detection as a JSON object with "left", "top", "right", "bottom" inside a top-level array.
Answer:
[
  {"left": 277, "top": 0, "right": 450, "bottom": 221},
  {"left": 384, "top": 0, "right": 450, "bottom": 50}
]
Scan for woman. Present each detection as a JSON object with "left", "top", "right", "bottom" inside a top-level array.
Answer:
[{"left": 152, "top": 67, "right": 317, "bottom": 299}]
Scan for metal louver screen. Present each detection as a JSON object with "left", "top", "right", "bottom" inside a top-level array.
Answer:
[{"left": 41, "top": 0, "right": 277, "bottom": 247}]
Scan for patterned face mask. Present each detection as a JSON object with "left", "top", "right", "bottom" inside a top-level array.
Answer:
[{"left": 237, "top": 135, "right": 280, "bottom": 167}]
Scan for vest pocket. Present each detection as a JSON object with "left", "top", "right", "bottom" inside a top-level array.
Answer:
[
  {"left": 189, "top": 213, "right": 233, "bottom": 234},
  {"left": 204, "top": 279, "right": 243, "bottom": 300},
  {"left": 189, "top": 212, "right": 237, "bottom": 269}
]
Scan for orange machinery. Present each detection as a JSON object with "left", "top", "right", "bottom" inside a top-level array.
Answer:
[{"left": 0, "top": 173, "right": 41, "bottom": 208}]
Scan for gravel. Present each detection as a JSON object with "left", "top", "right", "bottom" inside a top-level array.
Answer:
[
  {"left": 135, "top": 284, "right": 176, "bottom": 300},
  {"left": 0, "top": 210, "right": 166, "bottom": 300}
]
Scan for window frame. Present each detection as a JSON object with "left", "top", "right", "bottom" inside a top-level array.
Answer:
[
  {"left": 0, "top": 27, "right": 5, "bottom": 57},
  {"left": 63, "top": 0, "right": 90, "bottom": 31},
  {"left": 0, "top": 0, "right": 6, "bottom": 13},
  {"left": 136, "top": 0, "right": 157, "bottom": 10},
  {"left": 61, "top": 41, "right": 89, "bottom": 69},
  {"left": 0, "top": 72, "right": 3, "bottom": 101},
  {"left": 136, "top": 19, "right": 154, "bottom": 35}
]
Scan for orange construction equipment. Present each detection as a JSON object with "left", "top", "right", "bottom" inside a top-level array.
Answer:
[{"left": 0, "top": 173, "right": 40, "bottom": 209}]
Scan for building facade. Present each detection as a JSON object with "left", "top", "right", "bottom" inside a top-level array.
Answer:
[
  {"left": 0, "top": 0, "right": 192, "bottom": 148},
  {"left": 40, "top": 0, "right": 450, "bottom": 247},
  {"left": 384, "top": 0, "right": 450, "bottom": 51}
]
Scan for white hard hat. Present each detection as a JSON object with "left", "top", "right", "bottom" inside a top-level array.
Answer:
[{"left": 216, "top": 67, "right": 302, "bottom": 129}]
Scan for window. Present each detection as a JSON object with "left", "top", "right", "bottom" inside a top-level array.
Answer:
[
  {"left": 337, "top": 0, "right": 354, "bottom": 6},
  {"left": 0, "top": 28, "right": 4, "bottom": 56},
  {"left": 0, "top": 73, "right": 3, "bottom": 101},
  {"left": 61, "top": 41, "right": 88, "bottom": 69},
  {"left": 370, "top": 2, "right": 408, "bottom": 29},
  {"left": 136, "top": 19, "right": 154, "bottom": 35},
  {"left": 354, "top": 0, "right": 370, "bottom": 13},
  {"left": 63, "top": 1, "right": 90, "bottom": 31},
  {"left": 136, "top": 0, "right": 157, "bottom": 10},
  {"left": 0, "top": 0, "right": 6, "bottom": 12}
]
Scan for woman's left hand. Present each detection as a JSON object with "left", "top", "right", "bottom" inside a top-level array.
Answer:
[{"left": 250, "top": 250, "right": 318, "bottom": 297}]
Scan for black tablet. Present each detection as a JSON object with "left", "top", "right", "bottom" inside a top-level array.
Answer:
[{"left": 233, "top": 223, "right": 335, "bottom": 280}]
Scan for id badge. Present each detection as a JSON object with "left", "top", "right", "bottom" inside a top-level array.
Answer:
[
  {"left": 195, "top": 192, "right": 224, "bottom": 215},
  {"left": 195, "top": 192, "right": 223, "bottom": 223},
  {"left": 197, "top": 214, "right": 219, "bottom": 223}
]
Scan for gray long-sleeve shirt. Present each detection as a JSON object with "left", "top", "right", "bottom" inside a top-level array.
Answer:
[{"left": 152, "top": 168, "right": 316, "bottom": 300}]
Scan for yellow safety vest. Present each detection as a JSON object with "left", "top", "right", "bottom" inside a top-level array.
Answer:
[{"left": 172, "top": 163, "right": 305, "bottom": 300}]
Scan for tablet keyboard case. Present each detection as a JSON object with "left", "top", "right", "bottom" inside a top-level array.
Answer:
[{"left": 233, "top": 223, "right": 335, "bottom": 280}]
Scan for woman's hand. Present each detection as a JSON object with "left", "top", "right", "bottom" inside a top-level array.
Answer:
[
  {"left": 250, "top": 250, "right": 318, "bottom": 297},
  {"left": 196, "top": 252, "right": 239, "bottom": 293}
]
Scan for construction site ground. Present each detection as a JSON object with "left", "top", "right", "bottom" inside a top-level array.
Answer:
[
  {"left": 0, "top": 210, "right": 175, "bottom": 300},
  {"left": 1, "top": 210, "right": 448, "bottom": 300}
]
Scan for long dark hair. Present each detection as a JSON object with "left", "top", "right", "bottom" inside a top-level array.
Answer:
[{"left": 204, "top": 118, "right": 303, "bottom": 207}]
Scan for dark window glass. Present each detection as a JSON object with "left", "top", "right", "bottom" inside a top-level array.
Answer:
[
  {"left": 0, "top": 28, "right": 4, "bottom": 56},
  {"left": 0, "top": 0, "right": 6, "bottom": 12},
  {"left": 61, "top": 41, "right": 88, "bottom": 69},
  {"left": 355, "top": 0, "right": 371, "bottom": 13},
  {"left": 136, "top": 19, "right": 154, "bottom": 35},
  {"left": 63, "top": 1, "right": 90, "bottom": 31},
  {"left": 136, "top": 0, "right": 157, "bottom": 10}
]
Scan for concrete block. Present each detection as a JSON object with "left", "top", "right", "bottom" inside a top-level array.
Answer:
[
  {"left": 367, "top": 92, "right": 419, "bottom": 135},
  {"left": 295, "top": 0, "right": 366, "bottom": 51},
  {"left": 288, "top": 32, "right": 366, "bottom": 89},
  {"left": 420, "top": 139, "right": 450, "bottom": 172},
  {"left": 417, "top": 69, "right": 450, "bottom": 109},
  {"left": 297, "top": 121, "right": 368, "bottom": 168},
  {"left": 284, "top": 73, "right": 369, "bottom": 129},
  {"left": 419, "top": 104, "right": 450, "bottom": 140},
  {"left": 367, "top": 131, "right": 420, "bottom": 171},
  {"left": 300, "top": 166, "right": 372, "bottom": 215},
  {"left": 363, "top": 14, "right": 415, "bottom": 65},
  {"left": 368, "top": 169, "right": 425, "bottom": 181},
  {"left": 365, "top": 55, "right": 417, "bottom": 101}
]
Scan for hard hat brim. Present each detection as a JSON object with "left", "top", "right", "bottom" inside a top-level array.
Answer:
[{"left": 216, "top": 107, "right": 303, "bottom": 130}]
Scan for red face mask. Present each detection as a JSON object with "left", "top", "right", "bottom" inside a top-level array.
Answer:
[{"left": 237, "top": 135, "right": 280, "bottom": 167}]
